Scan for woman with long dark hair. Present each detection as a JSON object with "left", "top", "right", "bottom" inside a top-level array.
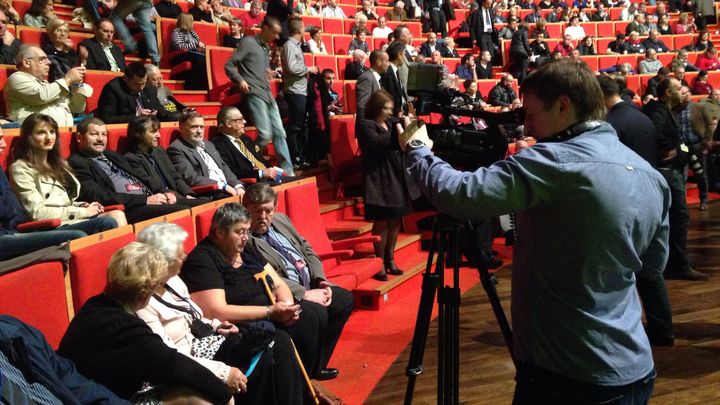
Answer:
[
  {"left": 9, "top": 113, "right": 126, "bottom": 233},
  {"left": 356, "top": 90, "right": 411, "bottom": 281},
  {"left": 24, "top": 0, "right": 55, "bottom": 27}
]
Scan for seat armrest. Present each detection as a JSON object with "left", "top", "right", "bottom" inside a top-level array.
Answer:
[
  {"left": 103, "top": 204, "right": 125, "bottom": 212},
  {"left": 317, "top": 249, "right": 354, "bottom": 261},
  {"left": 331, "top": 235, "right": 381, "bottom": 250},
  {"left": 16, "top": 219, "right": 62, "bottom": 233},
  {"left": 192, "top": 184, "right": 220, "bottom": 194}
]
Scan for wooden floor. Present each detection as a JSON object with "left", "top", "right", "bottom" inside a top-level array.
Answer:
[{"left": 364, "top": 202, "right": 720, "bottom": 405}]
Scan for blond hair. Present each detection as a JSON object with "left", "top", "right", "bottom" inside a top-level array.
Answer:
[
  {"left": 176, "top": 12, "right": 194, "bottom": 32},
  {"left": 105, "top": 242, "right": 168, "bottom": 307},
  {"left": 46, "top": 18, "right": 68, "bottom": 35}
]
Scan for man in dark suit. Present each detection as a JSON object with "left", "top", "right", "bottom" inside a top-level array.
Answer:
[
  {"left": 211, "top": 106, "right": 283, "bottom": 182},
  {"left": 244, "top": 183, "right": 353, "bottom": 381},
  {"left": 418, "top": 31, "right": 446, "bottom": 57},
  {"left": 167, "top": 111, "right": 245, "bottom": 198},
  {"left": 344, "top": 49, "right": 368, "bottom": 80},
  {"left": 469, "top": 0, "right": 498, "bottom": 55},
  {"left": 423, "top": 0, "right": 454, "bottom": 38},
  {"left": 382, "top": 42, "right": 409, "bottom": 116},
  {"left": 68, "top": 118, "right": 187, "bottom": 224},
  {"left": 78, "top": 19, "right": 126, "bottom": 73},
  {"left": 96, "top": 62, "right": 179, "bottom": 124},
  {"left": 356, "top": 50, "right": 390, "bottom": 119}
]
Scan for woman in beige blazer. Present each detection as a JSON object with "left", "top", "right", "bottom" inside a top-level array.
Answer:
[{"left": 9, "top": 113, "right": 126, "bottom": 234}]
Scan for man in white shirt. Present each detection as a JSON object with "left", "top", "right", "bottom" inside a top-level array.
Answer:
[
  {"left": 372, "top": 16, "right": 393, "bottom": 37},
  {"left": 355, "top": 50, "right": 390, "bottom": 118},
  {"left": 321, "top": 0, "right": 347, "bottom": 18}
]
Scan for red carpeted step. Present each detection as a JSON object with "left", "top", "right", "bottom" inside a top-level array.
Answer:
[
  {"left": 183, "top": 102, "right": 221, "bottom": 115},
  {"left": 173, "top": 90, "right": 210, "bottom": 103},
  {"left": 163, "top": 80, "right": 186, "bottom": 91}
]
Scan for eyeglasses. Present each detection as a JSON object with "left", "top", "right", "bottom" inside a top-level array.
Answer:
[
  {"left": 25, "top": 56, "right": 50, "bottom": 63},
  {"left": 228, "top": 117, "right": 245, "bottom": 123}
]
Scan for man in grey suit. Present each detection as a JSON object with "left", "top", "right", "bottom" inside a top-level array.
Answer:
[
  {"left": 244, "top": 183, "right": 353, "bottom": 381},
  {"left": 167, "top": 111, "right": 245, "bottom": 198},
  {"left": 355, "top": 49, "right": 390, "bottom": 119}
]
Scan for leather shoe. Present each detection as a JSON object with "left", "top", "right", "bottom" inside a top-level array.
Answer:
[
  {"left": 647, "top": 334, "right": 675, "bottom": 347},
  {"left": 317, "top": 368, "right": 339, "bottom": 381},
  {"left": 372, "top": 271, "right": 388, "bottom": 281},
  {"left": 664, "top": 268, "right": 710, "bottom": 281},
  {"left": 386, "top": 267, "right": 404, "bottom": 276}
]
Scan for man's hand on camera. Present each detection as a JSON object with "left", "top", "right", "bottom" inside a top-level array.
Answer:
[{"left": 398, "top": 120, "right": 433, "bottom": 152}]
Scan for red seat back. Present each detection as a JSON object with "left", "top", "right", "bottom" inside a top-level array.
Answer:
[
  {"left": 0, "top": 262, "right": 70, "bottom": 349},
  {"left": 207, "top": 46, "right": 236, "bottom": 89},
  {"left": 333, "top": 34, "right": 353, "bottom": 55},
  {"left": 284, "top": 180, "right": 336, "bottom": 268},
  {"left": 344, "top": 81, "right": 357, "bottom": 114},
  {"left": 84, "top": 70, "right": 124, "bottom": 113},
  {"left": 328, "top": 115, "right": 360, "bottom": 182}
]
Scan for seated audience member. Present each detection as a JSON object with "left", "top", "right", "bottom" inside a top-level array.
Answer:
[
  {"left": 419, "top": 32, "right": 446, "bottom": 57},
  {"left": 673, "top": 65, "right": 691, "bottom": 88},
  {"left": 295, "top": 0, "right": 320, "bottom": 16},
  {"left": 58, "top": 243, "right": 236, "bottom": 404},
  {"left": 564, "top": 16, "right": 586, "bottom": 40},
  {"left": 693, "top": 29, "right": 713, "bottom": 52},
  {"left": 97, "top": 62, "right": 179, "bottom": 124},
  {"left": 322, "top": 0, "right": 347, "bottom": 18},
  {"left": 498, "top": 17, "right": 518, "bottom": 41},
  {"left": 607, "top": 33, "right": 630, "bottom": 55},
  {"left": 489, "top": 74, "right": 522, "bottom": 110},
  {"left": 358, "top": 0, "right": 378, "bottom": 20},
  {"left": 24, "top": 0, "right": 55, "bottom": 27},
  {"left": 212, "top": 106, "right": 283, "bottom": 182},
  {"left": 456, "top": 54, "right": 477, "bottom": 80},
  {"left": 68, "top": 117, "right": 188, "bottom": 223},
  {"left": 671, "top": 49, "right": 700, "bottom": 72},
  {"left": 443, "top": 37, "right": 459, "bottom": 58},
  {"left": 576, "top": 36, "right": 596, "bottom": 56},
  {"left": 600, "top": 62, "right": 636, "bottom": 76},
  {"left": 464, "top": 79, "right": 489, "bottom": 109},
  {"left": 307, "top": 26, "right": 328, "bottom": 54},
  {"left": 145, "top": 64, "right": 187, "bottom": 113},
  {"left": 223, "top": 18, "right": 244, "bottom": 48},
  {"left": 345, "top": 49, "right": 368, "bottom": 80},
  {"left": 626, "top": 31, "right": 645, "bottom": 54},
  {"left": 0, "top": 316, "right": 128, "bottom": 403},
  {"left": 0, "top": 129, "right": 104, "bottom": 261},
  {"left": 386, "top": 1, "right": 408, "bottom": 21},
  {"left": 476, "top": 50, "right": 493, "bottom": 79},
  {"left": 42, "top": 19, "right": 79, "bottom": 82},
  {"left": 321, "top": 69, "right": 344, "bottom": 115},
  {"left": 348, "top": 29, "right": 370, "bottom": 55},
  {"left": 640, "top": 49, "right": 663, "bottom": 74},
  {"left": 167, "top": 111, "right": 246, "bottom": 197},
  {"left": 190, "top": 0, "right": 213, "bottom": 22},
  {"left": 373, "top": 16, "right": 393, "bottom": 37},
  {"left": 523, "top": 6, "right": 542, "bottom": 24},
  {"left": 211, "top": 0, "right": 232, "bottom": 24},
  {"left": 124, "top": 116, "right": 206, "bottom": 203},
  {"left": 692, "top": 70, "right": 714, "bottom": 95},
  {"left": 529, "top": 32, "right": 551, "bottom": 67},
  {"left": 657, "top": 13, "right": 672, "bottom": 35},
  {"left": 10, "top": 113, "right": 125, "bottom": 233},
  {"left": 243, "top": 186, "right": 354, "bottom": 379},
  {"left": 642, "top": 29, "right": 669, "bottom": 53},
  {"left": 553, "top": 35, "right": 574, "bottom": 57},
  {"left": 532, "top": 19, "right": 549, "bottom": 39},
  {"left": 592, "top": 4, "right": 611, "bottom": 21},
  {"left": 673, "top": 12, "right": 694, "bottom": 34},
  {"left": 168, "top": 13, "right": 209, "bottom": 90},
  {"left": 180, "top": 203, "right": 329, "bottom": 380},
  {"left": 645, "top": 67, "right": 669, "bottom": 98},
  {"left": 78, "top": 19, "right": 126, "bottom": 72},
  {"left": 626, "top": 13, "right": 648, "bottom": 36},
  {"left": 0, "top": 1, "right": 20, "bottom": 24},
  {"left": 155, "top": 0, "right": 182, "bottom": 18},
  {"left": 349, "top": 13, "right": 368, "bottom": 35},
  {"left": 240, "top": 1, "right": 263, "bottom": 29},
  {"left": 0, "top": 10, "right": 21, "bottom": 65},
  {"left": 136, "top": 223, "right": 305, "bottom": 404},
  {"left": 696, "top": 47, "right": 720, "bottom": 71},
  {"left": 5, "top": 45, "right": 90, "bottom": 127},
  {"left": 537, "top": 0, "right": 554, "bottom": 9}
]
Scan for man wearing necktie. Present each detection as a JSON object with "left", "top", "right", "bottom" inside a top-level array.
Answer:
[
  {"left": 355, "top": 50, "right": 390, "bottom": 119},
  {"left": 423, "top": 0, "right": 454, "bottom": 38},
  {"left": 245, "top": 183, "right": 354, "bottom": 382},
  {"left": 382, "top": 42, "right": 409, "bottom": 116},
  {"left": 470, "top": 0, "right": 499, "bottom": 56}
]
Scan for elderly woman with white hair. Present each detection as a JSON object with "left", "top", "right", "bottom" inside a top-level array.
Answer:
[
  {"left": 136, "top": 222, "right": 305, "bottom": 405},
  {"left": 58, "top": 242, "right": 235, "bottom": 404}
]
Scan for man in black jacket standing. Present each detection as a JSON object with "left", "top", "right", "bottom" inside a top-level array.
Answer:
[
  {"left": 509, "top": 20, "right": 531, "bottom": 85},
  {"left": 469, "top": 0, "right": 498, "bottom": 56},
  {"left": 423, "top": 0, "right": 454, "bottom": 38},
  {"left": 78, "top": 19, "right": 126, "bottom": 73},
  {"left": 643, "top": 78, "right": 710, "bottom": 281},
  {"left": 96, "top": 62, "right": 179, "bottom": 124},
  {"left": 382, "top": 42, "right": 409, "bottom": 117}
]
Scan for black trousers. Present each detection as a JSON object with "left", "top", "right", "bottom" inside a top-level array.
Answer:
[
  {"left": 170, "top": 51, "right": 208, "bottom": 90},
  {"left": 428, "top": 9, "right": 447, "bottom": 37},
  {"left": 660, "top": 167, "right": 691, "bottom": 273},
  {"left": 635, "top": 272, "right": 674, "bottom": 344},
  {"left": 125, "top": 203, "right": 186, "bottom": 224},
  {"left": 284, "top": 93, "right": 308, "bottom": 162},
  {"left": 477, "top": 33, "right": 495, "bottom": 55},
  {"left": 288, "top": 286, "right": 354, "bottom": 378},
  {"left": 510, "top": 54, "right": 529, "bottom": 85}
]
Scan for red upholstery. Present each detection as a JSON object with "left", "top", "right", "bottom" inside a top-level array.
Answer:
[
  {"left": 315, "top": 55, "right": 337, "bottom": 74},
  {"left": 84, "top": 70, "right": 124, "bottom": 113},
  {"left": 171, "top": 213, "right": 197, "bottom": 252},
  {"left": 326, "top": 274, "right": 356, "bottom": 291},
  {"left": 325, "top": 258, "right": 383, "bottom": 288},
  {"left": 276, "top": 186, "right": 287, "bottom": 214},
  {"left": 343, "top": 81, "right": 357, "bottom": 114},
  {"left": 333, "top": 34, "right": 353, "bottom": 55},
  {"left": 207, "top": 46, "right": 236, "bottom": 98},
  {"left": 673, "top": 34, "right": 694, "bottom": 51},
  {"left": 328, "top": 115, "right": 361, "bottom": 184},
  {"left": 597, "top": 21, "right": 614, "bottom": 38},
  {"left": 194, "top": 207, "right": 216, "bottom": 242},
  {"left": 69, "top": 232, "right": 136, "bottom": 310},
  {"left": 335, "top": 55, "right": 352, "bottom": 80},
  {"left": 0, "top": 262, "right": 69, "bottom": 349},
  {"left": 323, "top": 19, "right": 343, "bottom": 36},
  {"left": 105, "top": 125, "right": 128, "bottom": 153},
  {"left": 16, "top": 219, "right": 61, "bottom": 232}
]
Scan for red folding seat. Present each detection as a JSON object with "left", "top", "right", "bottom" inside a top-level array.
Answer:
[
  {"left": 83, "top": 70, "right": 124, "bottom": 113},
  {"left": 344, "top": 81, "right": 357, "bottom": 113},
  {"left": 323, "top": 18, "right": 344, "bottom": 36},
  {"left": 315, "top": 54, "right": 337, "bottom": 73},
  {"left": 598, "top": 55, "right": 618, "bottom": 70},
  {"left": 328, "top": 115, "right": 360, "bottom": 183},
  {"left": 596, "top": 21, "right": 614, "bottom": 38},
  {"left": 336, "top": 55, "right": 353, "bottom": 79},
  {"left": 333, "top": 34, "right": 353, "bottom": 55}
]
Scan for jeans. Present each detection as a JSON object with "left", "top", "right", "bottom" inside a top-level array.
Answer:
[
  {"left": 245, "top": 94, "right": 295, "bottom": 175},
  {"left": 110, "top": 1, "right": 159, "bottom": 63},
  {"left": 636, "top": 271, "right": 674, "bottom": 343},
  {"left": 0, "top": 230, "right": 86, "bottom": 261},
  {"left": 513, "top": 364, "right": 656, "bottom": 405},
  {"left": 284, "top": 93, "right": 307, "bottom": 162},
  {"left": 660, "top": 167, "right": 691, "bottom": 273},
  {"left": 58, "top": 216, "right": 118, "bottom": 235}
]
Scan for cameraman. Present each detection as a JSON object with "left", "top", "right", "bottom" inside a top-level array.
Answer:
[{"left": 399, "top": 59, "right": 667, "bottom": 403}]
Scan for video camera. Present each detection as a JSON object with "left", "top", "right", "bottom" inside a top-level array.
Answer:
[{"left": 406, "top": 63, "right": 525, "bottom": 169}]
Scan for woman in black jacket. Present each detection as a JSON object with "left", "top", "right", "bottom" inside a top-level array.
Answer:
[
  {"left": 356, "top": 90, "right": 411, "bottom": 281},
  {"left": 509, "top": 21, "right": 531, "bottom": 85},
  {"left": 42, "top": 19, "right": 79, "bottom": 82}
]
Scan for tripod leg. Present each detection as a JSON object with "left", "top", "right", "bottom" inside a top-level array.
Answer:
[{"left": 404, "top": 224, "right": 444, "bottom": 405}]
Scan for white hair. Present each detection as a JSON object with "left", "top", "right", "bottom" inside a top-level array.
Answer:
[{"left": 136, "top": 222, "right": 188, "bottom": 263}]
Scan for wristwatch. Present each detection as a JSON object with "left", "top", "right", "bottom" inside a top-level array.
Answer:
[{"left": 408, "top": 139, "right": 426, "bottom": 150}]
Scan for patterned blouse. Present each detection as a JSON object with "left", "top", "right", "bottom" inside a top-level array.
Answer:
[{"left": 169, "top": 28, "right": 200, "bottom": 52}]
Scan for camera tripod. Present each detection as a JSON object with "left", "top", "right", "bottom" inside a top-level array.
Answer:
[{"left": 404, "top": 214, "right": 517, "bottom": 405}]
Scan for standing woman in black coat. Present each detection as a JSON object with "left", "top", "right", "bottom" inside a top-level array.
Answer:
[
  {"left": 356, "top": 90, "right": 411, "bottom": 281},
  {"left": 509, "top": 20, "right": 531, "bottom": 85}
]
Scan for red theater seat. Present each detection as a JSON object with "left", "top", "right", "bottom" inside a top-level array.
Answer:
[
  {"left": 0, "top": 261, "right": 70, "bottom": 349},
  {"left": 344, "top": 81, "right": 357, "bottom": 114},
  {"left": 133, "top": 210, "right": 196, "bottom": 252}
]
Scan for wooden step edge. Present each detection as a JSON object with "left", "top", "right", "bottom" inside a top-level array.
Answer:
[
  {"left": 184, "top": 101, "right": 221, "bottom": 106},
  {"left": 319, "top": 199, "right": 355, "bottom": 214},
  {"left": 353, "top": 233, "right": 422, "bottom": 255},
  {"left": 173, "top": 90, "right": 211, "bottom": 95},
  {"left": 374, "top": 259, "right": 431, "bottom": 295},
  {"left": 326, "top": 221, "right": 373, "bottom": 235},
  {"left": 163, "top": 79, "right": 185, "bottom": 84}
]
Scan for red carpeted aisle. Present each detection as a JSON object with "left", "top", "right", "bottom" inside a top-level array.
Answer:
[{"left": 322, "top": 266, "right": 482, "bottom": 404}]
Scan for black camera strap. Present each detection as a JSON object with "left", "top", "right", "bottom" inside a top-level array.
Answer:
[
  {"left": 537, "top": 120, "right": 604, "bottom": 143},
  {"left": 153, "top": 284, "right": 202, "bottom": 322}
]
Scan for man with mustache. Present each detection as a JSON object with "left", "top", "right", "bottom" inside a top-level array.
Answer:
[{"left": 68, "top": 117, "right": 190, "bottom": 223}]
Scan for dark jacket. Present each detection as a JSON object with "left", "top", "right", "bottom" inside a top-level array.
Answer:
[
  {"left": 57, "top": 294, "right": 230, "bottom": 403},
  {"left": 0, "top": 170, "right": 29, "bottom": 235},
  {"left": 78, "top": 38, "right": 126, "bottom": 72},
  {"left": 42, "top": 42, "right": 79, "bottom": 83},
  {"left": 124, "top": 147, "right": 195, "bottom": 197},
  {"left": 475, "top": 62, "right": 493, "bottom": 79},
  {"left": 0, "top": 38, "right": 21, "bottom": 65},
  {"left": 489, "top": 84, "right": 516, "bottom": 107},
  {"left": 211, "top": 133, "right": 269, "bottom": 181},
  {"left": 509, "top": 26, "right": 531, "bottom": 59},
  {"left": 0, "top": 315, "right": 129, "bottom": 404},
  {"left": 222, "top": 34, "right": 243, "bottom": 48},
  {"left": 96, "top": 77, "right": 179, "bottom": 123},
  {"left": 419, "top": 41, "right": 447, "bottom": 57},
  {"left": 356, "top": 118, "right": 409, "bottom": 208},
  {"left": 344, "top": 61, "right": 366, "bottom": 80},
  {"left": 442, "top": 47, "right": 459, "bottom": 58},
  {"left": 167, "top": 137, "right": 242, "bottom": 187},
  {"left": 607, "top": 101, "right": 659, "bottom": 167},
  {"left": 381, "top": 66, "right": 407, "bottom": 116},
  {"left": 642, "top": 99, "right": 687, "bottom": 168},
  {"left": 423, "top": 0, "right": 455, "bottom": 20},
  {"left": 469, "top": 7, "right": 499, "bottom": 46},
  {"left": 155, "top": 0, "right": 182, "bottom": 18},
  {"left": 190, "top": 6, "right": 213, "bottom": 22},
  {"left": 68, "top": 149, "right": 151, "bottom": 210}
]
